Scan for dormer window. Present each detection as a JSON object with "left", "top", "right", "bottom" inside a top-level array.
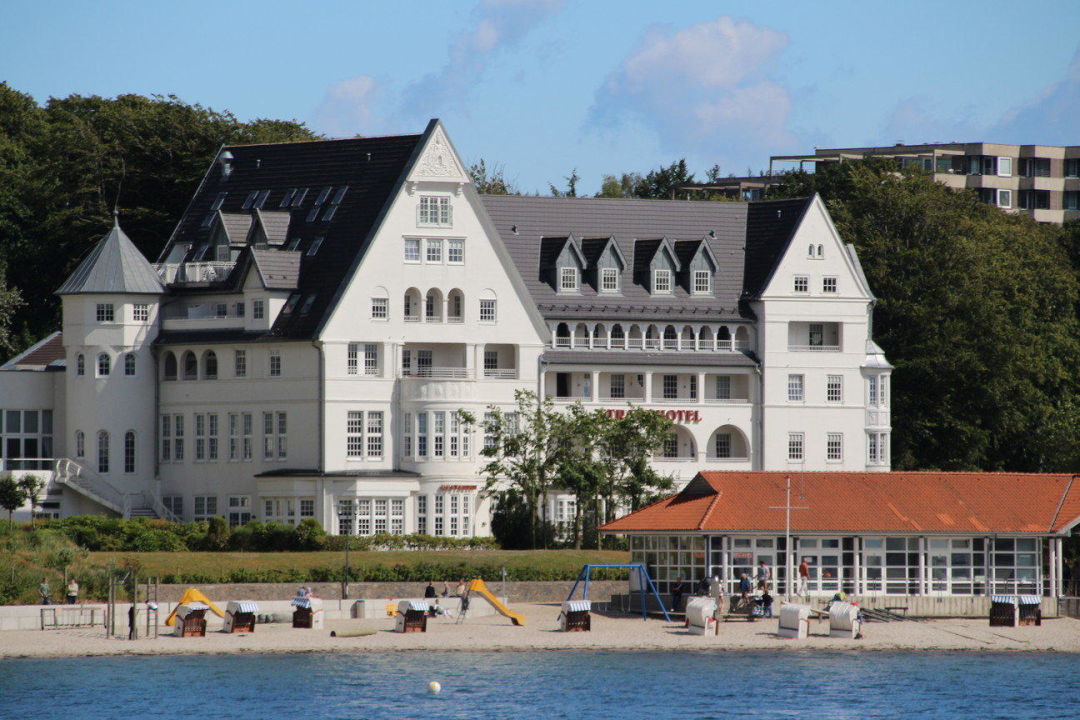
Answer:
[
  {"left": 653, "top": 269, "right": 672, "bottom": 294},
  {"left": 559, "top": 267, "right": 579, "bottom": 292},
  {"left": 600, "top": 267, "right": 619, "bottom": 293},
  {"left": 418, "top": 196, "right": 452, "bottom": 227},
  {"left": 692, "top": 270, "right": 712, "bottom": 295}
]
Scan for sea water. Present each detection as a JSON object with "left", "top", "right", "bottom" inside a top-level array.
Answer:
[{"left": 1, "top": 651, "right": 1075, "bottom": 719}]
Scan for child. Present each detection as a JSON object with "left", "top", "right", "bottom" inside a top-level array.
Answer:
[{"left": 760, "top": 589, "right": 774, "bottom": 618}]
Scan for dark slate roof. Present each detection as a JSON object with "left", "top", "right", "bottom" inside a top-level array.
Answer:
[
  {"left": 56, "top": 221, "right": 166, "bottom": 295},
  {"left": 481, "top": 196, "right": 750, "bottom": 322},
  {"left": 159, "top": 127, "right": 427, "bottom": 338},
  {"left": 742, "top": 196, "right": 815, "bottom": 298},
  {"left": 542, "top": 350, "right": 757, "bottom": 367},
  {"left": 251, "top": 249, "right": 300, "bottom": 290}
]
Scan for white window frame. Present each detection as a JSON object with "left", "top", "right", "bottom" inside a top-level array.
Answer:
[
  {"left": 559, "top": 266, "right": 579, "bottom": 292},
  {"left": 692, "top": 270, "right": 712, "bottom": 295},
  {"left": 826, "top": 375, "right": 842, "bottom": 403},
  {"left": 363, "top": 344, "right": 378, "bottom": 376},
  {"left": 234, "top": 350, "right": 246, "bottom": 378},
  {"left": 425, "top": 238, "right": 443, "bottom": 264},
  {"left": 787, "top": 374, "right": 804, "bottom": 402},
  {"left": 997, "top": 156, "right": 1012, "bottom": 177},
  {"left": 133, "top": 304, "right": 149, "bottom": 322},
  {"left": 600, "top": 267, "right": 619, "bottom": 293},
  {"left": 252, "top": 300, "right": 265, "bottom": 320},
  {"left": 269, "top": 349, "right": 282, "bottom": 377},
  {"left": 793, "top": 276, "right": 809, "bottom": 293},
  {"left": 826, "top": 432, "right": 843, "bottom": 462},
  {"left": 346, "top": 411, "right": 364, "bottom": 458},
  {"left": 96, "top": 303, "right": 114, "bottom": 323},
  {"left": 403, "top": 238, "right": 421, "bottom": 263},
  {"left": 417, "top": 195, "right": 452, "bottom": 227},
  {"left": 479, "top": 299, "right": 497, "bottom": 323},
  {"left": 997, "top": 189, "right": 1012, "bottom": 209},
  {"left": 787, "top": 432, "right": 804, "bottom": 462},
  {"left": 447, "top": 238, "right": 464, "bottom": 264},
  {"left": 652, "top": 269, "right": 672, "bottom": 295},
  {"left": 822, "top": 276, "right": 837, "bottom": 293},
  {"left": 347, "top": 343, "right": 359, "bottom": 375}
]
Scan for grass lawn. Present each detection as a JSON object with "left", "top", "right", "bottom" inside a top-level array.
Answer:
[{"left": 85, "top": 549, "right": 631, "bottom": 581}]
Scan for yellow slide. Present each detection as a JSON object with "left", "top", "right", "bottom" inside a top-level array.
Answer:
[
  {"left": 164, "top": 588, "right": 227, "bottom": 626},
  {"left": 467, "top": 579, "right": 524, "bottom": 626}
]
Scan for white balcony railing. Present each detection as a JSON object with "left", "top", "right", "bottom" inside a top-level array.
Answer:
[
  {"left": 597, "top": 395, "right": 646, "bottom": 403},
  {"left": 548, "top": 338, "right": 749, "bottom": 352},
  {"left": 551, "top": 394, "right": 591, "bottom": 402},
  {"left": 154, "top": 261, "right": 235, "bottom": 284},
  {"left": 703, "top": 397, "right": 751, "bottom": 404},
  {"left": 402, "top": 367, "right": 473, "bottom": 379},
  {"left": 788, "top": 344, "right": 841, "bottom": 353},
  {"left": 483, "top": 369, "right": 519, "bottom": 379}
]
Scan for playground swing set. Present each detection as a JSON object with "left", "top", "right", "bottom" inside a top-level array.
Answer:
[{"left": 564, "top": 564, "right": 672, "bottom": 622}]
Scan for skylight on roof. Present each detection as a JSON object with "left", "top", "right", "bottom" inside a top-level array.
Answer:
[
  {"left": 298, "top": 294, "right": 317, "bottom": 315},
  {"left": 321, "top": 186, "right": 348, "bottom": 221},
  {"left": 307, "top": 187, "right": 333, "bottom": 221},
  {"left": 307, "top": 236, "right": 325, "bottom": 256},
  {"left": 201, "top": 192, "right": 228, "bottom": 227},
  {"left": 253, "top": 190, "right": 271, "bottom": 209},
  {"left": 280, "top": 189, "right": 296, "bottom": 208},
  {"left": 291, "top": 188, "right": 309, "bottom": 207},
  {"left": 241, "top": 191, "right": 258, "bottom": 210}
]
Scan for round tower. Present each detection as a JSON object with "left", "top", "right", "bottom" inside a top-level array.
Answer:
[{"left": 56, "top": 217, "right": 165, "bottom": 514}]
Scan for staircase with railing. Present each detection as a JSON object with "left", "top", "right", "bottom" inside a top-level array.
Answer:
[{"left": 52, "top": 459, "right": 178, "bottom": 521}]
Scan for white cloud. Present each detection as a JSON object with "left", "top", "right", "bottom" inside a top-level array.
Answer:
[
  {"left": 400, "top": 0, "right": 564, "bottom": 118},
  {"left": 590, "top": 17, "right": 796, "bottom": 161},
  {"left": 313, "top": 75, "right": 384, "bottom": 137}
]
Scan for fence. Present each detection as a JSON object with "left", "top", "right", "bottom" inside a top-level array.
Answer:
[{"left": 40, "top": 606, "right": 101, "bottom": 630}]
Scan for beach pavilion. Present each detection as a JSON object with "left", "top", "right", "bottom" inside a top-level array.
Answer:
[{"left": 601, "top": 471, "right": 1079, "bottom": 602}]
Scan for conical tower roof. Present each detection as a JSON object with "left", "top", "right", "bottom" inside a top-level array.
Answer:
[{"left": 56, "top": 218, "right": 165, "bottom": 295}]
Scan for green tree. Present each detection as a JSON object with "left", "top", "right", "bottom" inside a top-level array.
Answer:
[
  {"left": 468, "top": 159, "right": 517, "bottom": 195},
  {"left": 17, "top": 475, "right": 44, "bottom": 528},
  {"left": 474, "top": 390, "right": 574, "bottom": 549},
  {"left": 633, "top": 158, "right": 695, "bottom": 199},
  {"left": 597, "top": 172, "right": 642, "bottom": 198},
  {"left": 0, "top": 85, "right": 319, "bottom": 359},
  {"left": 548, "top": 169, "right": 580, "bottom": 197},
  {"left": 0, "top": 475, "right": 26, "bottom": 528},
  {"left": 770, "top": 161, "right": 1080, "bottom": 471}
]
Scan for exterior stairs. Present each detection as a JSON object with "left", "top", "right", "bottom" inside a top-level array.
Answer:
[{"left": 52, "top": 458, "right": 179, "bottom": 522}]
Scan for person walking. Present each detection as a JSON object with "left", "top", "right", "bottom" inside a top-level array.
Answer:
[
  {"left": 38, "top": 578, "right": 51, "bottom": 605},
  {"left": 797, "top": 558, "right": 811, "bottom": 597},
  {"left": 66, "top": 579, "right": 79, "bottom": 605},
  {"left": 756, "top": 560, "right": 771, "bottom": 592},
  {"left": 670, "top": 578, "right": 685, "bottom": 613}
]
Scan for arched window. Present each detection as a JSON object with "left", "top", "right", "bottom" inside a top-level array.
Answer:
[
  {"left": 573, "top": 323, "right": 590, "bottom": 349},
  {"left": 124, "top": 431, "right": 136, "bottom": 473},
  {"left": 404, "top": 288, "right": 422, "bottom": 321},
  {"left": 425, "top": 289, "right": 443, "bottom": 321},
  {"left": 203, "top": 350, "right": 218, "bottom": 380},
  {"left": 593, "top": 324, "right": 608, "bottom": 349},
  {"left": 610, "top": 324, "right": 625, "bottom": 349},
  {"left": 662, "top": 325, "right": 678, "bottom": 350},
  {"left": 97, "top": 430, "right": 109, "bottom": 473},
  {"left": 708, "top": 425, "right": 750, "bottom": 460},
  {"left": 680, "top": 325, "right": 695, "bottom": 351},
  {"left": 644, "top": 325, "right": 660, "bottom": 350},
  {"left": 163, "top": 352, "right": 177, "bottom": 381},
  {"left": 447, "top": 289, "right": 464, "bottom": 322},
  {"left": 75, "top": 431, "right": 85, "bottom": 459},
  {"left": 717, "top": 326, "right": 732, "bottom": 351},
  {"left": 97, "top": 353, "right": 111, "bottom": 377},
  {"left": 808, "top": 244, "right": 814, "bottom": 256},
  {"left": 817, "top": 244, "right": 824, "bottom": 257},
  {"left": 76, "top": 354, "right": 85, "bottom": 376},
  {"left": 734, "top": 326, "right": 750, "bottom": 351},
  {"left": 698, "top": 326, "right": 714, "bottom": 352},
  {"left": 124, "top": 352, "right": 136, "bottom": 376},
  {"left": 554, "top": 323, "right": 571, "bottom": 348},
  {"left": 182, "top": 351, "right": 198, "bottom": 380}
]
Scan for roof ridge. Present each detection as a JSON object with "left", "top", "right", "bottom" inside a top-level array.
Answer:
[{"left": 224, "top": 132, "right": 424, "bottom": 150}]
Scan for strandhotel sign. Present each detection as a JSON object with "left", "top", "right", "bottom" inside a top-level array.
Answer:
[{"left": 603, "top": 408, "right": 703, "bottom": 423}]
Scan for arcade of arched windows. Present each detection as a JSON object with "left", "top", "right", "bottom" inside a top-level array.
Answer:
[{"left": 550, "top": 322, "right": 752, "bottom": 353}]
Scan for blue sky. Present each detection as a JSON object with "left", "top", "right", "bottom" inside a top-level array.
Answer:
[{"left": 3, "top": 0, "right": 1079, "bottom": 194}]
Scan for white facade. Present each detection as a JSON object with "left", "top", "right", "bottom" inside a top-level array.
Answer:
[{"left": 0, "top": 122, "right": 891, "bottom": 533}]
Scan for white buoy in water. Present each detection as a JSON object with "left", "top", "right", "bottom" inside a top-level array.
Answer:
[{"left": 428, "top": 681, "right": 441, "bottom": 694}]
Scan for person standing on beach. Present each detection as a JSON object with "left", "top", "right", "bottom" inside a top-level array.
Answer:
[
  {"left": 798, "top": 558, "right": 810, "bottom": 596},
  {"left": 670, "top": 578, "right": 685, "bottom": 612},
  {"left": 127, "top": 604, "right": 137, "bottom": 640},
  {"left": 66, "top": 579, "right": 79, "bottom": 604},
  {"left": 38, "top": 578, "right": 51, "bottom": 605}
]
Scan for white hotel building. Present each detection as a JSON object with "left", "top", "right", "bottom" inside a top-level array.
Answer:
[{"left": 0, "top": 121, "right": 892, "bottom": 536}]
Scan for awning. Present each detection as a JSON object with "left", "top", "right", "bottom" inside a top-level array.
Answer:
[
  {"left": 561, "top": 600, "right": 592, "bottom": 613},
  {"left": 227, "top": 601, "right": 260, "bottom": 613},
  {"left": 399, "top": 600, "right": 431, "bottom": 612}
]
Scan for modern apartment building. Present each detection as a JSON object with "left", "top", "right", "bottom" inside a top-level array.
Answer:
[
  {"left": 0, "top": 121, "right": 892, "bottom": 536},
  {"left": 772, "top": 143, "right": 1080, "bottom": 225}
]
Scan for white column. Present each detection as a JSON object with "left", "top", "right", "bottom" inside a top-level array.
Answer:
[
  {"left": 590, "top": 371, "right": 599, "bottom": 403},
  {"left": 464, "top": 343, "right": 476, "bottom": 378},
  {"left": 644, "top": 373, "right": 653, "bottom": 403},
  {"left": 853, "top": 537, "right": 862, "bottom": 596},
  {"left": 918, "top": 536, "right": 927, "bottom": 595},
  {"left": 1047, "top": 537, "right": 1056, "bottom": 598},
  {"left": 697, "top": 372, "right": 706, "bottom": 404}
]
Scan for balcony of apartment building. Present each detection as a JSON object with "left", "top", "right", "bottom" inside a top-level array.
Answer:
[
  {"left": 400, "top": 343, "right": 473, "bottom": 380},
  {"left": 550, "top": 321, "right": 750, "bottom": 353},
  {"left": 403, "top": 288, "right": 466, "bottom": 325},
  {"left": 481, "top": 344, "right": 519, "bottom": 380},
  {"left": 787, "top": 322, "right": 841, "bottom": 353},
  {"left": 545, "top": 370, "right": 751, "bottom": 406},
  {"left": 154, "top": 260, "right": 236, "bottom": 286},
  {"left": 161, "top": 301, "right": 246, "bottom": 332}
]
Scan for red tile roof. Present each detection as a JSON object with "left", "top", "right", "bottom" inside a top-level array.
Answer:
[{"left": 601, "top": 471, "right": 1080, "bottom": 535}]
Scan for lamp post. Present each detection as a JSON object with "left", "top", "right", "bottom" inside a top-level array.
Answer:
[
  {"left": 343, "top": 534, "right": 350, "bottom": 599},
  {"left": 769, "top": 475, "right": 808, "bottom": 602}
]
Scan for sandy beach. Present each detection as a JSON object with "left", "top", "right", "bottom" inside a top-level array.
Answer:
[{"left": 3, "top": 603, "right": 1079, "bottom": 658}]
